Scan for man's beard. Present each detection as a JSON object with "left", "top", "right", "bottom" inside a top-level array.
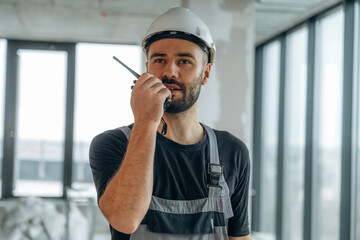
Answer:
[{"left": 163, "top": 73, "right": 203, "bottom": 114}]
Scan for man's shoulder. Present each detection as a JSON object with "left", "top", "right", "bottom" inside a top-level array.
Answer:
[
  {"left": 211, "top": 128, "right": 249, "bottom": 154},
  {"left": 90, "top": 124, "right": 133, "bottom": 147},
  {"left": 92, "top": 128, "right": 124, "bottom": 142}
]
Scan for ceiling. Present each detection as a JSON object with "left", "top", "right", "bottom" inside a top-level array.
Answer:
[
  {"left": 255, "top": 0, "right": 342, "bottom": 44},
  {"left": 0, "top": 0, "right": 343, "bottom": 44}
]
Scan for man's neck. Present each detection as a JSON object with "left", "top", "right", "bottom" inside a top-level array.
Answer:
[{"left": 157, "top": 105, "right": 204, "bottom": 145}]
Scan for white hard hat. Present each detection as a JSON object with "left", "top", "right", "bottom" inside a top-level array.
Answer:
[{"left": 141, "top": 7, "right": 216, "bottom": 64}]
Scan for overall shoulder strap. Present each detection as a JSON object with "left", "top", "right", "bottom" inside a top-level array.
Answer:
[
  {"left": 202, "top": 124, "right": 234, "bottom": 219},
  {"left": 203, "top": 124, "right": 222, "bottom": 189},
  {"left": 118, "top": 126, "right": 132, "bottom": 141},
  {"left": 202, "top": 124, "right": 219, "bottom": 165}
]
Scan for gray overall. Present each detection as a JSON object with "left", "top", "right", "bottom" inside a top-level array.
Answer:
[{"left": 118, "top": 124, "right": 233, "bottom": 240}]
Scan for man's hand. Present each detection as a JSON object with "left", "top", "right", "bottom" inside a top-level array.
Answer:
[{"left": 130, "top": 73, "right": 171, "bottom": 125}]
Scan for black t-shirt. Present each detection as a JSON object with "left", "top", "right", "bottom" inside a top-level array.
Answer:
[{"left": 89, "top": 124, "right": 250, "bottom": 239}]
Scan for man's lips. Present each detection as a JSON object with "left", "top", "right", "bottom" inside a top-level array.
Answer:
[{"left": 164, "top": 83, "right": 181, "bottom": 91}]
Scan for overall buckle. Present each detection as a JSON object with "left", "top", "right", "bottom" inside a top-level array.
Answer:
[{"left": 207, "top": 163, "right": 222, "bottom": 189}]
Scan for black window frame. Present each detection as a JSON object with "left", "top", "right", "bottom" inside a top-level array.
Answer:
[{"left": 2, "top": 39, "right": 76, "bottom": 199}]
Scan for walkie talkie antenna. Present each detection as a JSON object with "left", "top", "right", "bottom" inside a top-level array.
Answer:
[{"left": 113, "top": 56, "right": 140, "bottom": 78}]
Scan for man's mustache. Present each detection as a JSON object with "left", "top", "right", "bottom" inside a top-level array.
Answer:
[{"left": 162, "top": 77, "right": 186, "bottom": 93}]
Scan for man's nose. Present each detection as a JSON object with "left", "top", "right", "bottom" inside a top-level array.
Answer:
[{"left": 162, "top": 62, "right": 179, "bottom": 79}]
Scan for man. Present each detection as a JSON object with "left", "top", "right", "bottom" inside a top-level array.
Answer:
[{"left": 90, "top": 7, "right": 251, "bottom": 240}]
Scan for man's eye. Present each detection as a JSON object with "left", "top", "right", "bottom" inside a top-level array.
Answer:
[
  {"left": 180, "top": 59, "right": 190, "bottom": 64},
  {"left": 154, "top": 59, "right": 165, "bottom": 63}
]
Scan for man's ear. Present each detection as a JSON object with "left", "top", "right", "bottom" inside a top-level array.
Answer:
[
  {"left": 145, "top": 61, "right": 148, "bottom": 73},
  {"left": 201, "top": 63, "right": 211, "bottom": 85}
]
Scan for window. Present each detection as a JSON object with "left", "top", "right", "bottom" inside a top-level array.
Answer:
[
  {"left": 282, "top": 27, "right": 308, "bottom": 240},
  {"left": 259, "top": 40, "right": 281, "bottom": 239},
  {"left": 1, "top": 40, "right": 141, "bottom": 199},
  {"left": 312, "top": 10, "right": 344, "bottom": 240},
  {"left": 72, "top": 43, "right": 141, "bottom": 194},
  {"left": 0, "top": 39, "right": 6, "bottom": 196},
  {"left": 14, "top": 49, "right": 68, "bottom": 197},
  {"left": 254, "top": 3, "right": 358, "bottom": 240}
]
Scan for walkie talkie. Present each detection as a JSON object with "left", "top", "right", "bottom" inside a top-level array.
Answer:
[{"left": 113, "top": 56, "right": 172, "bottom": 111}]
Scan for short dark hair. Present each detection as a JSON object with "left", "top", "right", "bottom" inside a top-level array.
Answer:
[{"left": 144, "top": 31, "right": 210, "bottom": 63}]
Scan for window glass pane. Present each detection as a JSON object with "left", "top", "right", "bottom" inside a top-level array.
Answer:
[
  {"left": 260, "top": 40, "right": 280, "bottom": 239},
  {"left": 0, "top": 39, "right": 6, "bottom": 196},
  {"left": 282, "top": 27, "right": 308, "bottom": 240},
  {"left": 14, "top": 49, "right": 67, "bottom": 197},
  {"left": 356, "top": 57, "right": 360, "bottom": 240},
  {"left": 312, "top": 10, "right": 344, "bottom": 240},
  {"left": 73, "top": 43, "right": 140, "bottom": 194}
]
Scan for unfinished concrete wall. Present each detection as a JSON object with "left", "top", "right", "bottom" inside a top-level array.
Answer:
[{"left": 191, "top": 0, "right": 255, "bottom": 148}]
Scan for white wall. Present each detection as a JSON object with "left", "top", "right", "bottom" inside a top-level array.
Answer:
[{"left": 191, "top": 0, "right": 255, "bottom": 148}]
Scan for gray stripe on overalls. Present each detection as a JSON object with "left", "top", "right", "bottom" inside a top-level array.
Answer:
[{"left": 118, "top": 125, "right": 233, "bottom": 240}]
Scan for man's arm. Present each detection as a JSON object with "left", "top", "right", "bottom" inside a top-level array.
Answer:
[
  {"left": 224, "top": 134, "right": 251, "bottom": 237},
  {"left": 99, "top": 122, "right": 157, "bottom": 234},
  {"left": 229, "top": 235, "right": 251, "bottom": 240},
  {"left": 98, "top": 73, "right": 171, "bottom": 234}
]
